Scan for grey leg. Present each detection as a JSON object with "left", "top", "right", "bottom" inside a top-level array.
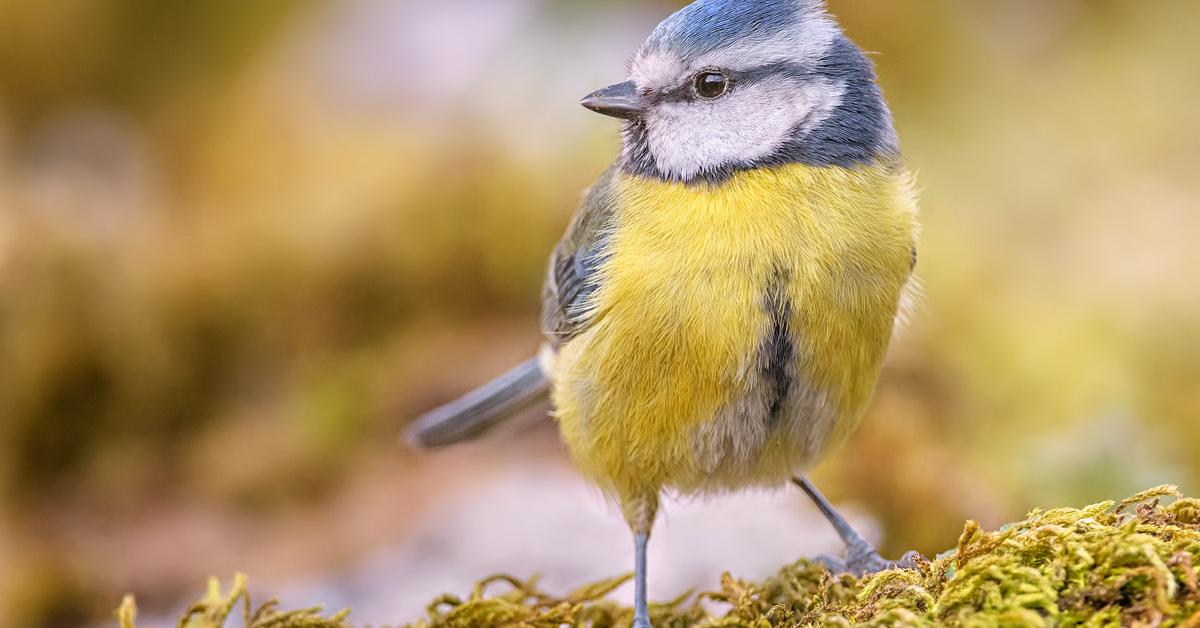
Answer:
[
  {"left": 792, "top": 476, "right": 922, "bottom": 576},
  {"left": 633, "top": 532, "right": 651, "bottom": 628}
]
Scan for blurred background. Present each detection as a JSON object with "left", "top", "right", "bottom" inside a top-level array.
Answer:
[{"left": 1, "top": 0, "right": 1199, "bottom": 626}]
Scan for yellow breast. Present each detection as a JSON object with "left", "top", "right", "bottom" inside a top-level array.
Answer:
[{"left": 552, "top": 162, "right": 918, "bottom": 502}]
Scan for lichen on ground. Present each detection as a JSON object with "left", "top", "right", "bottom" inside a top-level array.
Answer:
[{"left": 117, "top": 486, "right": 1200, "bottom": 627}]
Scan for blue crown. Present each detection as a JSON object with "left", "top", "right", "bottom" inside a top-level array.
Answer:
[{"left": 645, "top": 0, "right": 822, "bottom": 58}]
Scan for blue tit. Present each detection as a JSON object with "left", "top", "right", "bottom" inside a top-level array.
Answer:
[{"left": 406, "top": 1, "right": 920, "bottom": 625}]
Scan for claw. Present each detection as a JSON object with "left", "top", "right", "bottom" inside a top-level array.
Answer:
[
  {"left": 896, "top": 550, "right": 926, "bottom": 570},
  {"left": 844, "top": 549, "right": 894, "bottom": 576},
  {"left": 819, "top": 548, "right": 926, "bottom": 577},
  {"left": 792, "top": 476, "right": 927, "bottom": 576}
]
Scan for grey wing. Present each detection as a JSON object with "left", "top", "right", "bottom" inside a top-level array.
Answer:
[
  {"left": 403, "top": 165, "right": 620, "bottom": 449},
  {"left": 541, "top": 164, "right": 620, "bottom": 348}
]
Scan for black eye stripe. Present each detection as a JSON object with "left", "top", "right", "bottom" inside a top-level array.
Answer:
[
  {"left": 739, "top": 61, "right": 814, "bottom": 83},
  {"left": 619, "top": 35, "right": 897, "bottom": 184},
  {"left": 646, "top": 61, "right": 813, "bottom": 104}
]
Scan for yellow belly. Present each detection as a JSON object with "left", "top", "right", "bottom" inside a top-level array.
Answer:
[{"left": 552, "top": 162, "right": 918, "bottom": 504}]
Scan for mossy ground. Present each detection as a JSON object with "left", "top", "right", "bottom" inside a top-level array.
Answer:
[{"left": 116, "top": 486, "right": 1200, "bottom": 627}]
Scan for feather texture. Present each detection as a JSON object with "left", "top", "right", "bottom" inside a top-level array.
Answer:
[{"left": 551, "top": 161, "right": 918, "bottom": 514}]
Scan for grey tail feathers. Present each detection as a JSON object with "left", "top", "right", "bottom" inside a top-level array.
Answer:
[{"left": 402, "top": 357, "right": 550, "bottom": 448}]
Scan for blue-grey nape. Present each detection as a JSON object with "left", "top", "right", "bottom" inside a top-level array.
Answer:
[
  {"left": 763, "top": 36, "right": 898, "bottom": 170},
  {"left": 645, "top": 0, "right": 823, "bottom": 58}
]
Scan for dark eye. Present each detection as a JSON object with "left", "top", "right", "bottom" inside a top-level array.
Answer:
[{"left": 694, "top": 71, "right": 729, "bottom": 99}]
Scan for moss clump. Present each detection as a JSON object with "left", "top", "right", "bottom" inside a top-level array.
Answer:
[
  {"left": 116, "top": 573, "right": 351, "bottom": 628},
  {"left": 118, "top": 486, "right": 1200, "bottom": 627}
]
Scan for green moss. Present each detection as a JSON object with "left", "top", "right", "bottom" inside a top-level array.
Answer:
[
  {"left": 118, "top": 486, "right": 1200, "bottom": 627},
  {"left": 116, "top": 574, "right": 351, "bottom": 628}
]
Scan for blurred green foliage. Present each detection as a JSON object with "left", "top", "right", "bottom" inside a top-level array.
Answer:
[
  {"left": 1, "top": 1, "right": 1199, "bottom": 626},
  {"left": 0, "top": 1, "right": 308, "bottom": 125}
]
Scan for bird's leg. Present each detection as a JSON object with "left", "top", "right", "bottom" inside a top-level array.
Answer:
[
  {"left": 792, "top": 476, "right": 922, "bottom": 576},
  {"left": 633, "top": 532, "right": 651, "bottom": 628},
  {"left": 623, "top": 493, "right": 658, "bottom": 628}
]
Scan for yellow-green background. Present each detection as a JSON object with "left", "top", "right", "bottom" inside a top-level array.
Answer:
[{"left": 1, "top": 1, "right": 1198, "bottom": 626}]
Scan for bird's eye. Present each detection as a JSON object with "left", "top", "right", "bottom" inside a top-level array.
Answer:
[{"left": 693, "top": 71, "right": 729, "bottom": 99}]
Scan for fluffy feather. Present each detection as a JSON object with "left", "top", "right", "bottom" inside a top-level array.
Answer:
[
  {"left": 552, "top": 161, "right": 919, "bottom": 516},
  {"left": 405, "top": 0, "right": 922, "bottom": 551}
]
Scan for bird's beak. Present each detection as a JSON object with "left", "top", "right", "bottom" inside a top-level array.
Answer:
[{"left": 580, "top": 81, "right": 645, "bottom": 120}]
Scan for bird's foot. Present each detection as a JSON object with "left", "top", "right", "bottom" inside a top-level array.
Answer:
[
  {"left": 814, "top": 544, "right": 925, "bottom": 577},
  {"left": 791, "top": 476, "right": 926, "bottom": 577}
]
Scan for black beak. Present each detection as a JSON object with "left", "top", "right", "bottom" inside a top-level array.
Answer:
[{"left": 580, "top": 81, "right": 645, "bottom": 120}]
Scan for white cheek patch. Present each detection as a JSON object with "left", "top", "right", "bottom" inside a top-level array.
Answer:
[
  {"left": 624, "top": 9, "right": 852, "bottom": 179},
  {"left": 790, "top": 76, "right": 845, "bottom": 137},
  {"left": 645, "top": 76, "right": 846, "bottom": 181}
]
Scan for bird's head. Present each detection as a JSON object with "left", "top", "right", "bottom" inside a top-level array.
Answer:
[{"left": 581, "top": 0, "right": 898, "bottom": 184}]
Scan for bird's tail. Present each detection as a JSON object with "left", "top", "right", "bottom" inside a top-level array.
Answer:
[{"left": 402, "top": 356, "right": 550, "bottom": 448}]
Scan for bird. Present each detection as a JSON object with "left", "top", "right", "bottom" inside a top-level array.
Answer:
[{"left": 405, "top": 1, "right": 920, "bottom": 626}]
